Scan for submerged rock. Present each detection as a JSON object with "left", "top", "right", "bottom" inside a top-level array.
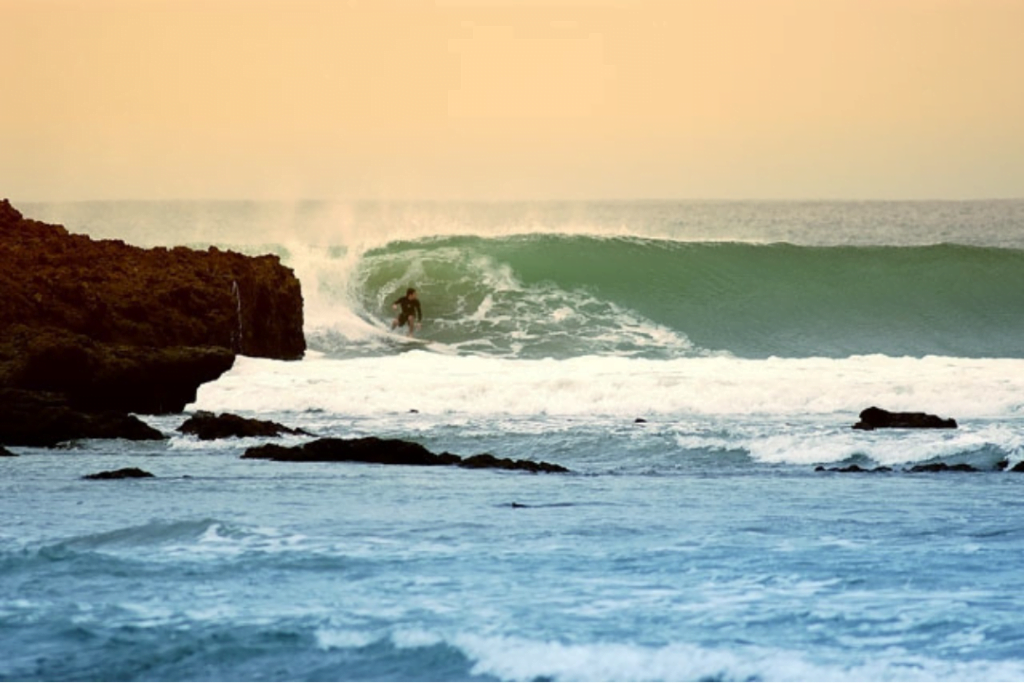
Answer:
[
  {"left": 852, "top": 406, "right": 957, "bottom": 431},
  {"left": 907, "top": 462, "right": 979, "bottom": 473},
  {"left": 458, "top": 453, "right": 568, "bottom": 473},
  {"left": 178, "top": 411, "right": 312, "bottom": 440},
  {"left": 242, "top": 437, "right": 569, "bottom": 473},
  {"left": 83, "top": 467, "right": 155, "bottom": 480},
  {"left": 814, "top": 464, "right": 893, "bottom": 473}
]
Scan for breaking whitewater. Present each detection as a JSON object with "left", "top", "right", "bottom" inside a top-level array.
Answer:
[{"left": 4, "top": 200, "right": 1024, "bottom": 681}]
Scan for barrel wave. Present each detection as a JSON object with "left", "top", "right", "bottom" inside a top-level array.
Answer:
[{"left": 311, "top": 235, "right": 1024, "bottom": 359}]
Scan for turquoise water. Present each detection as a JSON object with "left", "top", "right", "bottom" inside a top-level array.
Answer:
[{"left": 4, "top": 201, "right": 1024, "bottom": 681}]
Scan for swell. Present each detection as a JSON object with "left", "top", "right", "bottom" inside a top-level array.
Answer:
[{"left": 313, "top": 235, "right": 1024, "bottom": 359}]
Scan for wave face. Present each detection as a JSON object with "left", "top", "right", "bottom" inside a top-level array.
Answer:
[{"left": 311, "top": 236, "right": 1024, "bottom": 359}]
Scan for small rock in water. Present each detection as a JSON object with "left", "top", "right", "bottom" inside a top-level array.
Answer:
[
  {"left": 83, "top": 467, "right": 155, "bottom": 480},
  {"left": 0, "top": 445, "right": 16, "bottom": 457},
  {"left": 241, "top": 436, "right": 570, "bottom": 473},
  {"left": 907, "top": 462, "right": 979, "bottom": 473},
  {"left": 852, "top": 406, "right": 957, "bottom": 430},
  {"left": 177, "top": 411, "right": 311, "bottom": 440}
]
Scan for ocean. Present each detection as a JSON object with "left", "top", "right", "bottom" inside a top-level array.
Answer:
[{"left": 4, "top": 200, "right": 1024, "bottom": 681}]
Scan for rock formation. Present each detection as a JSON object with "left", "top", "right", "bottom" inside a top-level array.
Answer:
[
  {"left": 83, "top": 467, "right": 155, "bottom": 480},
  {"left": 0, "top": 388, "right": 164, "bottom": 447},
  {"left": 178, "top": 411, "right": 311, "bottom": 440},
  {"left": 242, "top": 437, "right": 569, "bottom": 473},
  {"left": 852, "top": 406, "right": 957, "bottom": 430},
  {"left": 0, "top": 199, "right": 305, "bottom": 446},
  {"left": 0, "top": 199, "right": 304, "bottom": 358}
]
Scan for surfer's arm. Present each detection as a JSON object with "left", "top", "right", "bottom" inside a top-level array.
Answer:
[{"left": 415, "top": 301, "right": 422, "bottom": 321}]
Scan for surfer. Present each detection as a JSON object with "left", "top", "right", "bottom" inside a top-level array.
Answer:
[{"left": 391, "top": 287, "right": 422, "bottom": 336}]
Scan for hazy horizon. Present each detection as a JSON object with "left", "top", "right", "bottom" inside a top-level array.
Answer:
[{"left": 5, "top": 0, "right": 1023, "bottom": 203}]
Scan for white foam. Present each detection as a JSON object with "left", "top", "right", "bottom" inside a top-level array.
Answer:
[
  {"left": 193, "top": 353, "right": 1024, "bottom": 421},
  {"left": 451, "top": 633, "right": 1024, "bottom": 682}
]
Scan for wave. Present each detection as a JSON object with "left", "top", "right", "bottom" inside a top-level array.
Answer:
[{"left": 300, "top": 235, "right": 1024, "bottom": 359}]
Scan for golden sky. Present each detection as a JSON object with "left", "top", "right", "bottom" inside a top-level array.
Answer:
[{"left": 4, "top": 0, "right": 1023, "bottom": 200}]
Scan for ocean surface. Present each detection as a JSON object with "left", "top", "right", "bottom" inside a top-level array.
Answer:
[{"left": 4, "top": 200, "right": 1024, "bottom": 681}]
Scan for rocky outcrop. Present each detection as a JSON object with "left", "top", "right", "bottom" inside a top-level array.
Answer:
[
  {"left": 178, "top": 411, "right": 311, "bottom": 440},
  {"left": 0, "top": 200, "right": 304, "bottom": 359},
  {"left": 242, "top": 437, "right": 569, "bottom": 473},
  {"left": 852, "top": 406, "right": 957, "bottom": 431},
  {"left": 0, "top": 326, "right": 234, "bottom": 414},
  {"left": 0, "top": 388, "right": 164, "bottom": 447},
  {"left": 0, "top": 199, "right": 305, "bottom": 447},
  {"left": 0, "top": 445, "right": 15, "bottom": 456},
  {"left": 83, "top": 467, "right": 155, "bottom": 480}
]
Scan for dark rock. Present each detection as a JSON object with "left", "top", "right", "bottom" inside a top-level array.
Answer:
[
  {"left": 634, "top": 418, "right": 647, "bottom": 424},
  {"left": 0, "top": 445, "right": 15, "bottom": 456},
  {"left": 0, "top": 388, "right": 165, "bottom": 447},
  {"left": 178, "top": 411, "right": 311, "bottom": 440},
  {"left": 459, "top": 453, "right": 569, "bottom": 473},
  {"left": 0, "top": 326, "right": 234, "bottom": 414},
  {"left": 852, "top": 406, "right": 957, "bottom": 431},
  {"left": 908, "top": 462, "right": 979, "bottom": 473},
  {"left": 1011, "top": 461, "right": 1024, "bottom": 473},
  {"left": 0, "top": 199, "right": 305, "bottom": 445},
  {"left": 242, "top": 437, "right": 568, "bottom": 473},
  {"left": 83, "top": 467, "right": 155, "bottom": 480},
  {"left": 0, "top": 199, "right": 304, "bottom": 359},
  {"left": 815, "top": 464, "right": 892, "bottom": 473}
]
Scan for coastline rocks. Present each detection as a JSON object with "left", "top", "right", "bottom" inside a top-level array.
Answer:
[
  {"left": 0, "top": 388, "right": 165, "bottom": 447},
  {"left": 242, "top": 437, "right": 569, "bottom": 473},
  {"left": 178, "top": 411, "right": 312, "bottom": 440},
  {"left": 0, "top": 199, "right": 304, "bottom": 359},
  {"left": 83, "top": 467, "right": 155, "bottom": 480},
  {"left": 0, "top": 199, "right": 305, "bottom": 446},
  {"left": 1, "top": 326, "right": 235, "bottom": 414},
  {"left": 0, "top": 445, "right": 15, "bottom": 456},
  {"left": 852, "top": 406, "right": 957, "bottom": 431}
]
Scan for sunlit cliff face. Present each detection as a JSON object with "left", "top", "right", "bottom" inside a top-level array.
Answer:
[{"left": 3, "top": 0, "right": 1023, "bottom": 202}]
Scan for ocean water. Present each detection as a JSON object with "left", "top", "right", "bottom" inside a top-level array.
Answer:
[{"left": 4, "top": 200, "right": 1024, "bottom": 681}]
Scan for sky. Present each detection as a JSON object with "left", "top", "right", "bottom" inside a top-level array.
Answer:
[{"left": 3, "top": 0, "right": 1023, "bottom": 201}]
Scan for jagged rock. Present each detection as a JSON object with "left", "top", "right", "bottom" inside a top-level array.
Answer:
[
  {"left": 0, "top": 199, "right": 304, "bottom": 359},
  {"left": 83, "top": 467, "right": 155, "bottom": 480},
  {"left": 0, "top": 199, "right": 305, "bottom": 445},
  {"left": 908, "top": 462, "right": 979, "bottom": 473},
  {"left": 852, "top": 406, "right": 957, "bottom": 431},
  {"left": 241, "top": 437, "right": 568, "bottom": 473},
  {"left": 178, "top": 411, "right": 311, "bottom": 440},
  {"left": 0, "top": 445, "right": 15, "bottom": 456}
]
